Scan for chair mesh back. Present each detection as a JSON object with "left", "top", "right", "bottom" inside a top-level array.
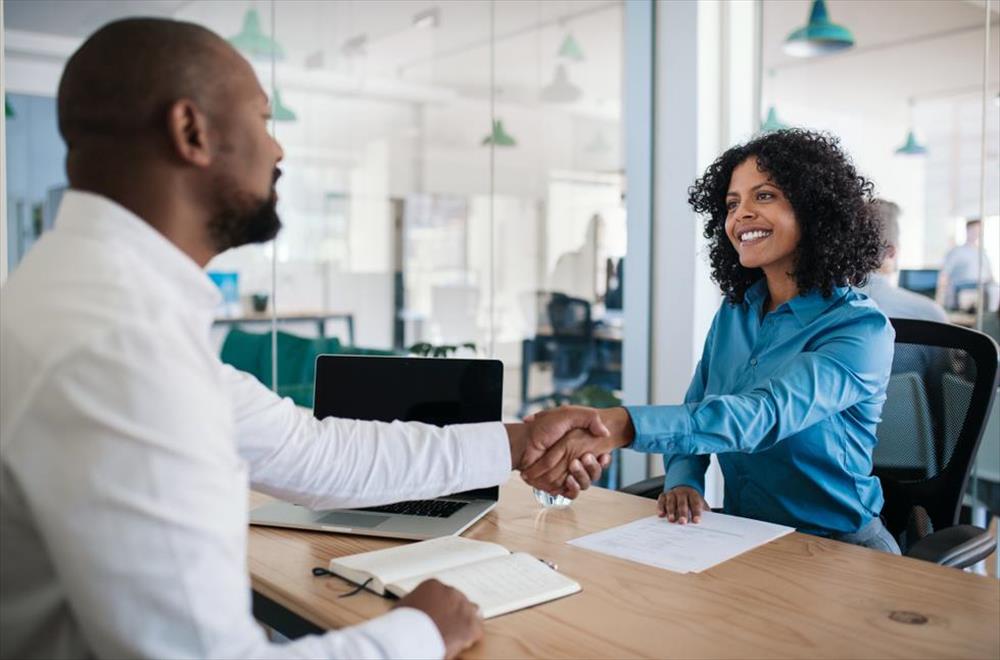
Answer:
[
  {"left": 874, "top": 320, "right": 999, "bottom": 552},
  {"left": 874, "top": 342, "right": 977, "bottom": 483}
]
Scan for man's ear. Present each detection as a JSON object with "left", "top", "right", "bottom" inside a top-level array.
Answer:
[{"left": 166, "top": 98, "right": 212, "bottom": 168}]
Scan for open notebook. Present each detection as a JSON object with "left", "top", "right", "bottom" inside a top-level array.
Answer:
[{"left": 328, "top": 536, "right": 581, "bottom": 619}]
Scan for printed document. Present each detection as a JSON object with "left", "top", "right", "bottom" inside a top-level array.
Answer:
[{"left": 567, "top": 512, "right": 794, "bottom": 573}]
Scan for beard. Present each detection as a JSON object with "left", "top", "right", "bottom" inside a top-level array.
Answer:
[{"left": 207, "top": 169, "right": 283, "bottom": 252}]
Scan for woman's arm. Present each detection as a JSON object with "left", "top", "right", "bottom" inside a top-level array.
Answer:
[
  {"left": 657, "top": 318, "right": 717, "bottom": 493},
  {"left": 628, "top": 312, "right": 893, "bottom": 457}
]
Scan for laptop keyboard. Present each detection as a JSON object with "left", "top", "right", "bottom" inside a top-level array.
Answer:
[{"left": 357, "top": 499, "right": 467, "bottom": 518}]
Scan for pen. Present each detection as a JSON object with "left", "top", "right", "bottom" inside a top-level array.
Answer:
[{"left": 537, "top": 558, "right": 558, "bottom": 571}]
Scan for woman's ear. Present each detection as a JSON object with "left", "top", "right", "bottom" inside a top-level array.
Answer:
[{"left": 165, "top": 98, "right": 212, "bottom": 168}]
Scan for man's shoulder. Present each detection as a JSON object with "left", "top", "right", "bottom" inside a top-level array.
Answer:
[
  {"left": 2, "top": 232, "right": 176, "bottom": 377},
  {"left": 865, "top": 284, "right": 948, "bottom": 323}
]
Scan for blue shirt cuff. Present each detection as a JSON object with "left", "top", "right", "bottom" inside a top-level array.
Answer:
[
  {"left": 624, "top": 404, "right": 694, "bottom": 454},
  {"left": 662, "top": 456, "right": 707, "bottom": 495}
]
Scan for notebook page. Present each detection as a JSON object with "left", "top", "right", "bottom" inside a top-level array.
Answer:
[
  {"left": 387, "top": 552, "right": 581, "bottom": 619},
  {"left": 329, "top": 536, "right": 509, "bottom": 590}
]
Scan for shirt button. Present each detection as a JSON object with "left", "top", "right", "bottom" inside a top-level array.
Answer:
[{"left": 750, "top": 358, "right": 758, "bottom": 366}]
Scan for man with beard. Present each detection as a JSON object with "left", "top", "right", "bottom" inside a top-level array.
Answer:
[{"left": 0, "top": 18, "right": 611, "bottom": 660}]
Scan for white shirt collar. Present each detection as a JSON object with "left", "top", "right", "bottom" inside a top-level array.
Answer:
[{"left": 54, "top": 189, "right": 221, "bottom": 310}]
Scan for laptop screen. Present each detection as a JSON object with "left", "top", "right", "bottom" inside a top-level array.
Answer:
[{"left": 313, "top": 355, "right": 503, "bottom": 501}]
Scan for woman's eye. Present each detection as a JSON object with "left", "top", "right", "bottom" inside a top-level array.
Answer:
[
  {"left": 726, "top": 201, "right": 738, "bottom": 211},
  {"left": 757, "top": 191, "right": 774, "bottom": 201}
]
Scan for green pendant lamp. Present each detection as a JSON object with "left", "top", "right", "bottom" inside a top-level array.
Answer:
[
  {"left": 895, "top": 100, "right": 927, "bottom": 156},
  {"left": 760, "top": 106, "right": 788, "bottom": 133},
  {"left": 784, "top": 0, "right": 854, "bottom": 58},
  {"left": 271, "top": 89, "right": 296, "bottom": 122},
  {"left": 481, "top": 119, "right": 516, "bottom": 147},
  {"left": 558, "top": 33, "right": 584, "bottom": 62},
  {"left": 229, "top": 9, "right": 285, "bottom": 60},
  {"left": 894, "top": 130, "right": 927, "bottom": 156}
]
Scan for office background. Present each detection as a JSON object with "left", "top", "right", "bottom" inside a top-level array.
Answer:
[{"left": 1, "top": 0, "right": 997, "bottom": 502}]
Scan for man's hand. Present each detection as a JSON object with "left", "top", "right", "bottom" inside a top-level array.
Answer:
[
  {"left": 657, "top": 486, "right": 709, "bottom": 524},
  {"left": 519, "top": 406, "right": 635, "bottom": 494},
  {"left": 394, "top": 579, "right": 482, "bottom": 660}
]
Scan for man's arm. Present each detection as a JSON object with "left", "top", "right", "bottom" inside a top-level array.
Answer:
[
  {"left": 6, "top": 327, "right": 447, "bottom": 659},
  {"left": 226, "top": 366, "right": 608, "bottom": 509}
]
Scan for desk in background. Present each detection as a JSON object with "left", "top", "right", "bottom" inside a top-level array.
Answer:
[
  {"left": 214, "top": 311, "right": 355, "bottom": 345},
  {"left": 248, "top": 480, "right": 999, "bottom": 659}
]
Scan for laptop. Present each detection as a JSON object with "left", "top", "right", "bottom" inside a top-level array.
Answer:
[{"left": 249, "top": 355, "right": 503, "bottom": 540}]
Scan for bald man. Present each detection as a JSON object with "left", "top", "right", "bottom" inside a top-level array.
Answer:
[{"left": 0, "top": 18, "right": 610, "bottom": 660}]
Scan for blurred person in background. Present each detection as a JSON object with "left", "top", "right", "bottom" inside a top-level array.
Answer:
[
  {"left": 936, "top": 218, "right": 996, "bottom": 312},
  {"left": 860, "top": 199, "right": 947, "bottom": 323}
]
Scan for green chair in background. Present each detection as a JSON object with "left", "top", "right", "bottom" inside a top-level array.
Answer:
[{"left": 220, "top": 328, "right": 397, "bottom": 408}]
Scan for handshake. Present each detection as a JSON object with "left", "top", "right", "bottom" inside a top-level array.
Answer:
[
  {"left": 393, "top": 406, "right": 637, "bottom": 660},
  {"left": 505, "top": 405, "right": 636, "bottom": 498}
]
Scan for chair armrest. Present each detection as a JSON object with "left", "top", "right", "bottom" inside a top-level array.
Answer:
[
  {"left": 620, "top": 476, "right": 664, "bottom": 500},
  {"left": 905, "top": 525, "right": 996, "bottom": 569}
]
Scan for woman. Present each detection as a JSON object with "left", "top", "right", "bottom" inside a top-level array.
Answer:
[{"left": 525, "top": 129, "right": 899, "bottom": 552}]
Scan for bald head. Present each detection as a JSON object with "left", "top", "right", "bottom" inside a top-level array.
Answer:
[{"left": 57, "top": 18, "right": 241, "bottom": 151}]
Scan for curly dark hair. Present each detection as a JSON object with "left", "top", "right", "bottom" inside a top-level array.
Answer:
[{"left": 688, "top": 129, "right": 883, "bottom": 304}]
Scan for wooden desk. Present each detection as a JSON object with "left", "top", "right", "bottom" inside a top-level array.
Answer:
[
  {"left": 248, "top": 481, "right": 999, "bottom": 658},
  {"left": 214, "top": 310, "right": 355, "bottom": 344}
]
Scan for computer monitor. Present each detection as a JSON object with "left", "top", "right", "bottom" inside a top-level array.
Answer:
[{"left": 898, "top": 269, "right": 939, "bottom": 299}]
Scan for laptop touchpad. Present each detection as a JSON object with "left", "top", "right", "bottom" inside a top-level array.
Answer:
[{"left": 317, "top": 511, "right": 390, "bottom": 528}]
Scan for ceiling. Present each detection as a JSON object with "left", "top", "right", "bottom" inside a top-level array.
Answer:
[
  {"left": 4, "top": 0, "right": 996, "bottom": 120},
  {"left": 4, "top": 0, "right": 624, "bottom": 108},
  {"left": 762, "top": 0, "right": 998, "bottom": 116}
]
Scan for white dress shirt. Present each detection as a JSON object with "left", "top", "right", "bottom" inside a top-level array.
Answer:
[{"left": 0, "top": 190, "right": 512, "bottom": 659}]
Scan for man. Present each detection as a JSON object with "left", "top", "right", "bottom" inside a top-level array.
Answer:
[
  {"left": 0, "top": 19, "right": 609, "bottom": 660},
  {"left": 936, "top": 218, "right": 995, "bottom": 311},
  {"left": 860, "top": 199, "right": 948, "bottom": 323}
]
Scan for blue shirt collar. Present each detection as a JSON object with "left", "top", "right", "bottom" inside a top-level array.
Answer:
[{"left": 743, "top": 278, "right": 848, "bottom": 326}]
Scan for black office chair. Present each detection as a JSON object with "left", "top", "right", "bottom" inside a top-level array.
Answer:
[
  {"left": 519, "top": 294, "right": 597, "bottom": 415},
  {"left": 622, "top": 318, "right": 1000, "bottom": 569}
]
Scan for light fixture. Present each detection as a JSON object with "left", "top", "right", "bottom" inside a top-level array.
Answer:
[
  {"left": 341, "top": 34, "right": 368, "bottom": 58},
  {"left": 784, "top": 0, "right": 854, "bottom": 58},
  {"left": 541, "top": 64, "right": 582, "bottom": 103},
  {"left": 558, "top": 33, "right": 584, "bottom": 61},
  {"left": 271, "top": 89, "right": 297, "bottom": 122},
  {"left": 760, "top": 106, "right": 788, "bottom": 133},
  {"left": 894, "top": 101, "right": 927, "bottom": 156},
  {"left": 481, "top": 119, "right": 516, "bottom": 147},
  {"left": 228, "top": 9, "right": 285, "bottom": 60},
  {"left": 894, "top": 130, "right": 927, "bottom": 156},
  {"left": 413, "top": 8, "right": 440, "bottom": 29}
]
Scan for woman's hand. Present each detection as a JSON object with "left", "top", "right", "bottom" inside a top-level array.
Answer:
[{"left": 657, "top": 487, "right": 710, "bottom": 524}]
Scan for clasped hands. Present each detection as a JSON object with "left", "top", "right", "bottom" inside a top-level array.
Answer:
[{"left": 506, "top": 405, "right": 635, "bottom": 498}]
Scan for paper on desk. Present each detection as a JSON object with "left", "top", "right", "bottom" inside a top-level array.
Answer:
[{"left": 567, "top": 512, "right": 793, "bottom": 573}]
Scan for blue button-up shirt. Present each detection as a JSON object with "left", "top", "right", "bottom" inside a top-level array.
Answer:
[{"left": 625, "top": 280, "right": 894, "bottom": 535}]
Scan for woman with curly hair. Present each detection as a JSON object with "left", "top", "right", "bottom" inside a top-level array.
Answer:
[{"left": 525, "top": 129, "right": 899, "bottom": 552}]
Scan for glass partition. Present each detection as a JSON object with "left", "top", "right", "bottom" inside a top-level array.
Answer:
[{"left": 4, "top": 0, "right": 629, "bottom": 486}]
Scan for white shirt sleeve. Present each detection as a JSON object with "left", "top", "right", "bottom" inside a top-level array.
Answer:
[
  {"left": 4, "top": 326, "right": 445, "bottom": 659},
  {"left": 224, "top": 365, "right": 513, "bottom": 509}
]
